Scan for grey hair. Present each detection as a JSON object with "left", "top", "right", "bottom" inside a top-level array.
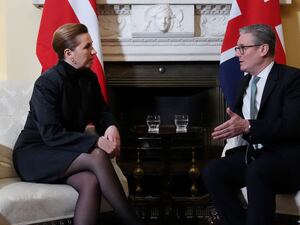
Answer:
[{"left": 239, "top": 24, "right": 276, "bottom": 57}]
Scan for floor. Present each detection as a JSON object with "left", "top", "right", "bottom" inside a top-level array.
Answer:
[
  {"left": 99, "top": 212, "right": 299, "bottom": 225},
  {"left": 41, "top": 212, "right": 299, "bottom": 225},
  {"left": 100, "top": 214, "right": 210, "bottom": 225}
]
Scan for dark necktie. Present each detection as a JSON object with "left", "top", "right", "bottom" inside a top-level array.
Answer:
[
  {"left": 245, "top": 76, "right": 260, "bottom": 165},
  {"left": 250, "top": 76, "right": 260, "bottom": 119}
]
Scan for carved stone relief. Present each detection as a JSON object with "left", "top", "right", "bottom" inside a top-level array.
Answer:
[
  {"left": 196, "top": 5, "right": 230, "bottom": 37},
  {"left": 97, "top": 3, "right": 230, "bottom": 61},
  {"left": 98, "top": 5, "right": 131, "bottom": 38},
  {"left": 33, "top": 1, "right": 292, "bottom": 61},
  {"left": 99, "top": 15, "right": 131, "bottom": 38},
  {"left": 98, "top": 4, "right": 230, "bottom": 39},
  {"left": 131, "top": 4, "right": 194, "bottom": 38}
]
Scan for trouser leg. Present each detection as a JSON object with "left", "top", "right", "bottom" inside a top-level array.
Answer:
[
  {"left": 246, "top": 150, "right": 300, "bottom": 225},
  {"left": 202, "top": 150, "right": 247, "bottom": 225}
]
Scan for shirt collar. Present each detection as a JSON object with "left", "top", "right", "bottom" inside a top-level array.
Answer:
[
  {"left": 255, "top": 61, "right": 274, "bottom": 81},
  {"left": 243, "top": 61, "right": 274, "bottom": 81}
]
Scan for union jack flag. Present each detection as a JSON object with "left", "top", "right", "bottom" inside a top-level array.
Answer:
[{"left": 219, "top": 0, "right": 286, "bottom": 108}]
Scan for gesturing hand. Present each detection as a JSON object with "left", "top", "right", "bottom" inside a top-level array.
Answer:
[{"left": 212, "top": 107, "right": 249, "bottom": 140}]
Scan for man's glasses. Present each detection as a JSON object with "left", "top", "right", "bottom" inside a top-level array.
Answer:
[{"left": 234, "top": 44, "right": 263, "bottom": 55}]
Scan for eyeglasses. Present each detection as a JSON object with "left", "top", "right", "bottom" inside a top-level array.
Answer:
[{"left": 234, "top": 44, "right": 263, "bottom": 55}]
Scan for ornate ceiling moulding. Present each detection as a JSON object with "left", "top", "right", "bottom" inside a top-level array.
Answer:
[{"left": 32, "top": 0, "right": 292, "bottom": 62}]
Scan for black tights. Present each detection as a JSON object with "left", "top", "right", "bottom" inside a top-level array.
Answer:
[
  {"left": 66, "top": 172, "right": 101, "bottom": 225},
  {"left": 64, "top": 148, "right": 143, "bottom": 225}
]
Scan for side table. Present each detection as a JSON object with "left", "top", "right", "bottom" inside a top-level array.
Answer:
[{"left": 122, "top": 125, "right": 211, "bottom": 222}]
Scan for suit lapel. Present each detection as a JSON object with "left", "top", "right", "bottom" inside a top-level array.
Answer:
[
  {"left": 234, "top": 74, "right": 251, "bottom": 117},
  {"left": 259, "top": 63, "right": 279, "bottom": 112}
]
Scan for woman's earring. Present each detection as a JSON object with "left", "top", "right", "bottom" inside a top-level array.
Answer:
[{"left": 71, "top": 58, "right": 76, "bottom": 64}]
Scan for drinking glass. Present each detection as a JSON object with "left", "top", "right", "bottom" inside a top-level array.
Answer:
[
  {"left": 146, "top": 115, "right": 161, "bottom": 133},
  {"left": 174, "top": 114, "right": 189, "bottom": 133}
]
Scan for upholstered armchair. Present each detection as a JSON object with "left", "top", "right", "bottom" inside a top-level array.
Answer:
[{"left": 0, "top": 80, "right": 128, "bottom": 225}]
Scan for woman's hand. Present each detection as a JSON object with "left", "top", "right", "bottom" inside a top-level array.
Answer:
[
  {"left": 96, "top": 137, "right": 117, "bottom": 158},
  {"left": 104, "top": 125, "right": 121, "bottom": 158}
]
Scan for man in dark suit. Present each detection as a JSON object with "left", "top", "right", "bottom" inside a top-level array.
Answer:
[{"left": 202, "top": 24, "right": 300, "bottom": 225}]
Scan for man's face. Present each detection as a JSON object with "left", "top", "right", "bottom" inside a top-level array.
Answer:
[{"left": 235, "top": 33, "right": 263, "bottom": 75}]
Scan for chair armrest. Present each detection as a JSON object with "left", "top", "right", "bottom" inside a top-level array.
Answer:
[{"left": 0, "top": 144, "right": 18, "bottom": 179}]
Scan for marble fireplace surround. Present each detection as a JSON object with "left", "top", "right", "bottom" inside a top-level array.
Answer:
[{"left": 33, "top": 0, "right": 291, "bottom": 62}]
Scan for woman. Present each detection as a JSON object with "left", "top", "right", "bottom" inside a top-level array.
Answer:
[{"left": 13, "top": 23, "right": 143, "bottom": 225}]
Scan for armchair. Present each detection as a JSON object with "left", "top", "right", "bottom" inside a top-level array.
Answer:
[{"left": 0, "top": 80, "right": 128, "bottom": 225}]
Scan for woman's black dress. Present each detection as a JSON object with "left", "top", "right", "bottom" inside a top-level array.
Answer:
[{"left": 13, "top": 61, "right": 118, "bottom": 183}]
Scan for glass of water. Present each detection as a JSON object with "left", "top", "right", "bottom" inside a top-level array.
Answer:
[
  {"left": 146, "top": 115, "right": 161, "bottom": 133},
  {"left": 174, "top": 114, "right": 189, "bottom": 133}
]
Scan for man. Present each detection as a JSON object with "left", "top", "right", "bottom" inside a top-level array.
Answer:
[{"left": 202, "top": 24, "right": 300, "bottom": 225}]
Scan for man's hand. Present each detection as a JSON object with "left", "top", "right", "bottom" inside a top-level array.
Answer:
[
  {"left": 104, "top": 125, "right": 121, "bottom": 158},
  {"left": 212, "top": 108, "right": 250, "bottom": 140}
]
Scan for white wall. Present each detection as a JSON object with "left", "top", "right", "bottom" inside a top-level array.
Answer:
[
  {"left": 0, "top": 0, "right": 7, "bottom": 80},
  {"left": 1, "top": 0, "right": 41, "bottom": 80},
  {"left": 1, "top": 0, "right": 300, "bottom": 81}
]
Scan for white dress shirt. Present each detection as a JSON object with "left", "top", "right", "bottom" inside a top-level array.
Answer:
[{"left": 222, "top": 61, "right": 274, "bottom": 155}]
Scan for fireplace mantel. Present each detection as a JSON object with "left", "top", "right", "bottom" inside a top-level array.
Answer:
[
  {"left": 33, "top": 0, "right": 292, "bottom": 5},
  {"left": 33, "top": 0, "right": 291, "bottom": 62}
]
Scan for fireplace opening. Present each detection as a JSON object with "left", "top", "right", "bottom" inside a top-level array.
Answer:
[
  {"left": 108, "top": 86, "right": 211, "bottom": 129},
  {"left": 105, "top": 61, "right": 224, "bottom": 198},
  {"left": 105, "top": 61, "right": 224, "bottom": 134}
]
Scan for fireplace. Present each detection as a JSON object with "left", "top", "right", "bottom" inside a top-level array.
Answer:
[
  {"left": 91, "top": 1, "right": 238, "bottom": 222},
  {"left": 105, "top": 61, "right": 224, "bottom": 220},
  {"left": 105, "top": 61, "right": 225, "bottom": 176},
  {"left": 98, "top": 3, "right": 229, "bottom": 221},
  {"left": 106, "top": 60, "right": 224, "bottom": 150}
]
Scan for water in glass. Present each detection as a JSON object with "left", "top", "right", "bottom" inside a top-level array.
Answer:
[
  {"left": 146, "top": 115, "right": 160, "bottom": 133},
  {"left": 175, "top": 114, "right": 189, "bottom": 133}
]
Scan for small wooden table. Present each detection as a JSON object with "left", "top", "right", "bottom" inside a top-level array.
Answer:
[{"left": 123, "top": 125, "right": 210, "bottom": 222}]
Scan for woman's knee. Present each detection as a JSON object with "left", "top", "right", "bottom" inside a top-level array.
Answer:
[
  {"left": 90, "top": 148, "right": 111, "bottom": 166},
  {"left": 68, "top": 172, "right": 100, "bottom": 194},
  {"left": 81, "top": 172, "right": 99, "bottom": 190}
]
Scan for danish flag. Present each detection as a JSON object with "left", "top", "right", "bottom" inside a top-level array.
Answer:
[
  {"left": 219, "top": 0, "right": 286, "bottom": 108},
  {"left": 36, "top": 0, "right": 108, "bottom": 102}
]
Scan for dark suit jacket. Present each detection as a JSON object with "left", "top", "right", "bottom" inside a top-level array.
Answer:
[{"left": 232, "top": 63, "right": 300, "bottom": 167}]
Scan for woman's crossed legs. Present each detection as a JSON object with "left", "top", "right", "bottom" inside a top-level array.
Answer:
[{"left": 64, "top": 148, "right": 143, "bottom": 225}]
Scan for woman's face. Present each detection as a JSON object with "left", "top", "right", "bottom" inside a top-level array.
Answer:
[
  {"left": 155, "top": 9, "right": 172, "bottom": 32},
  {"left": 70, "top": 33, "right": 96, "bottom": 69}
]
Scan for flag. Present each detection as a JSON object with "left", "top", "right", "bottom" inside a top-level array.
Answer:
[
  {"left": 219, "top": 0, "right": 286, "bottom": 108},
  {"left": 36, "top": 0, "right": 108, "bottom": 102}
]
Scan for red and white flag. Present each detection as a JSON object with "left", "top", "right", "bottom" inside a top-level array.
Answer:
[
  {"left": 36, "top": 0, "right": 108, "bottom": 102},
  {"left": 219, "top": 0, "right": 286, "bottom": 108}
]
